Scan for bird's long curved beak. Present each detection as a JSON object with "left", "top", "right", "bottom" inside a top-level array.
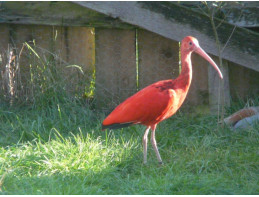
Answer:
[{"left": 195, "top": 47, "right": 223, "bottom": 79}]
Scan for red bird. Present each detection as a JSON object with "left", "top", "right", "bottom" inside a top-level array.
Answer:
[{"left": 102, "top": 36, "right": 223, "bottom": 164}]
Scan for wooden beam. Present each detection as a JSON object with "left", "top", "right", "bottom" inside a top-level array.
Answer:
[
  {"left": 0, "top": 1, "right": 133, "bottom": 29},
  {"left": 75, "top": 1, "right": 259, "bottom": 73}
]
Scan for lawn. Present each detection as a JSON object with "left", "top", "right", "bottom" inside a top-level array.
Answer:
[{"left": 0, "top": 99, "right": 258, "bottom": 194}]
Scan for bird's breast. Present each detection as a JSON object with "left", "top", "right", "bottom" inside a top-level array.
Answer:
[{"left": 159, "top": 88, "right": 188, "bottom": 121}]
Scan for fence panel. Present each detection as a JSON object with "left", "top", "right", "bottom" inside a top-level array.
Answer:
[
  {"left": 0, "top": 24, "right": 9, "bottom": 50},
  {"left": 1, "top": 23, "right": 257, "bottom": 110},
  {"left": 185, "top": 53, "right": 209, "bottom": 107},
  {"left": 2, "top": 24, "right": 36, "bottom": 99},
  {"left": 138, "top": 29, "right": 179, "bottom": 89},
  {"left": 67, "top": 27, "right": 95, "bottom": 72},
  {"left": 0, "top": 24, "right": 95, "bottom": 102},
  {"left": 64, "top": 27, "right": 95, "bottom": 96},
  {"left": 229, "top": 61, "right": 259, "bottom": 101},
  {"left": 95, "top": 28, "right": 136, "bottom": 111}
]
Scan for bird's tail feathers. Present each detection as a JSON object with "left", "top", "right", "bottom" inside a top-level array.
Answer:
[{"left": 102, "top": 122, "right": 134, "bottom": 130}]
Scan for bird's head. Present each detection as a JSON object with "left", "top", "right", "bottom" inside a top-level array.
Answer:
[
  {"left": 181, "top": 36, "right": 200, "bottom": 52},
  {"left": 181, "top": 36, "right": 223, "bottom": 79}
]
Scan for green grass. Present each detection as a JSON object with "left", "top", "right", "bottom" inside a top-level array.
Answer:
[{"left": 0, "top": 99, "right": 258, "bottom": 195}]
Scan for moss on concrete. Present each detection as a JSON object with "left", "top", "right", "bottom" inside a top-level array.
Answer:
[{"left": 139, "top": 2, "right": 259, "bottom": 56}]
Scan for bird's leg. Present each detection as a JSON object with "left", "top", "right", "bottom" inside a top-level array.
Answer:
[
  {"left": 143, "top": 126, "right": 150, "bottom": 164},
  {"left": 150, "top": 126, "right": 163, "bottom": 164}
]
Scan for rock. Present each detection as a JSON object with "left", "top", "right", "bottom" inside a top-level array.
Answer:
[{"left": 233, "top": 114, "right": 259, "bottom": 130}]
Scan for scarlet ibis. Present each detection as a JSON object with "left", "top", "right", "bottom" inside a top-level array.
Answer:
[{"left": 102, "top": 36, "right": 223, "bottom": 164}]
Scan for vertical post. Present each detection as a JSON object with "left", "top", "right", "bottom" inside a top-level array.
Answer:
[
  {"left": 95, "top": 28, "right": 136, "bottom": 111},
  {"left": 208, "top": 57, "right": 230, "bottom": 114},
  {"left": 0, "top": 24, "right": 10, "bottom": 95},
  {"left": 6, "top": 25, "right": 19, "bottom": 105},
  {"left": 138, "top": 30, "right": 179, "bottom": 89}
]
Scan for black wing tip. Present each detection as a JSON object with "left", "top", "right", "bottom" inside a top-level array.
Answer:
[{"left": 102, "top": 122, "right": 134, "bottom": 130}]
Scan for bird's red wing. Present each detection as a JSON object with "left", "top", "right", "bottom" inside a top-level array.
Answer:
[{"left": 102, "top": 81, "right": 177, "bottom": 127}]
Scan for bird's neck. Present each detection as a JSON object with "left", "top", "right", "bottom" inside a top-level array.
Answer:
[{"left": 175, "top": 50, "right": 193, "bottom": 91}]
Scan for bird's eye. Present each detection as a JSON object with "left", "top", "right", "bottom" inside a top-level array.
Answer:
[{"left": 189, "top": 42, "right": 192, "bottom": 45}]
